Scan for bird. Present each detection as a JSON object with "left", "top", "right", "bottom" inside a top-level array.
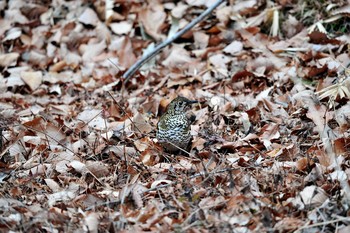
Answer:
[{"left": 156, "top": 96, "right": 197, "bottom": 153}]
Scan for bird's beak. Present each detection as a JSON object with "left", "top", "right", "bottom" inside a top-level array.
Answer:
[{"left": 188, "top": 100, "right": 198, "bottom": 105}]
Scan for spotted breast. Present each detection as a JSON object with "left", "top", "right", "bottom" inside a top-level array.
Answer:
[{"left": 156, "top": 96, "right": 197, "bottom": 153}]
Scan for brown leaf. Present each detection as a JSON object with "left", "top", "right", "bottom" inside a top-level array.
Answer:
[
  {"left": 308, "top": 31, "right": 341, "bottom": 45},
  {"left": 138, "top": 3, "right": 166, "bottom": 41},
  {"left": 133, "top": 112, "right": 152, "bottom": 134},
  {"left": 86, "top": 161, "right": 109, "bottom": 178}
]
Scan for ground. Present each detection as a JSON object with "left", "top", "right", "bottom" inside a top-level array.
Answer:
[{"left": 1, "top": 0, "right": 350, "bottom": 232}]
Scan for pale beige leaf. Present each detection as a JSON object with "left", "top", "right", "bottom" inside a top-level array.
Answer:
[
  {"left": 21, "top": 71, "right": 42, "bottom": 90},
  {"left": 110, "top": 21, "right": 133, "bottom": 35},
  {"left": 86, "top": 161, "right": 109, "bottom": 178},
  {"left": 162, "top": 46, "right": 192, "bottom": 67},
  {"left": 83, "top": 212, "right": 99, "bottom": 233},
  {"left": 133, "top": 112, "right": 152, "bottom": 134},
  {"left": 69, "top": 160, "right": 88, "bottom": 175},
  {"left": 45, "top": 179, "right": 61, "bottom": 192},
  {"left": 139, "top": 3, "right": 166, "bottom": 40},
  {"left": 0, "top": 53, "right": 19, "bottom": 67},
  {"left": 79, "top": 8, "right": 99, "bottom": 26},
  {"left": 223, "top": 41, "right": 243, "bottom": 55}
]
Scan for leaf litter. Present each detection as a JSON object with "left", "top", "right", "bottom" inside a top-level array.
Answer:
[{"left": 1, "top": 0, "right": 350, "bottom": 232}]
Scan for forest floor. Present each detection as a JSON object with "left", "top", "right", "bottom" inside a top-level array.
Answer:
[{"left": 1, "top": 0, "right": 350, "bottom": 232}]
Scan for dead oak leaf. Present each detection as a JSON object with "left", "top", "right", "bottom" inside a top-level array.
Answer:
[
  {"left": 139, "top": 3, "right": 166, "bottom": 41},
  {"left": 117, "top": 36, "right": 137, "bottom": 69}
]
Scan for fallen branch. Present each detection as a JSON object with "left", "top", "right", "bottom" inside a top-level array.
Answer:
[{"left": 122, "top": 0, "right": 226, "bottom": 82}]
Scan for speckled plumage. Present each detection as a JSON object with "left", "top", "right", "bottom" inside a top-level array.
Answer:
[{"left": 156, "top": 97, "right": 197, "bottom": 152}]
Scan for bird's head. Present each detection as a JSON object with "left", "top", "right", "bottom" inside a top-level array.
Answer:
[{"left": 166, "top": 96, "right": 197, "bottom": 114}]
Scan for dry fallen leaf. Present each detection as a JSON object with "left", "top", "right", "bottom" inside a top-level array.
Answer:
[
  {"left": 110, "top": 21, "right": 133, "bottom": 35},
  {"left": 138, "top": 3, "right": 166, "bottom": 41},
  {"left": 21, "top": 71, "right": 42, "bottom": 91},
  {"left": 79, "top": 8, "right": 100, "bottom": 26},
  {"left": 0, "top": 53, "right": 19, "bottom": 67}
]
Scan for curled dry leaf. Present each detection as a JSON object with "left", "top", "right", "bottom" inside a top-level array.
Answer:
[
  {"left": 48, "top": 151, "right": 76, "bottom": 174},
  {"left": 209, "top": 54, "right": 230, "bottom": 76},
  {"left": 140, "top": 149, "right": 160, "bottom": 166},
  {"left": 77, "top": 109, "right": 108, "bottom": 130},
  {"left": 132, "top": 184, "right": 147, "bottom": 209},
  {"left": 274, "top": 217, "right": 305, "bottom": 232},
  {"left": 29, "top": 164, "right": 51, "bottom": 177},
  {"left": 22, "top": 136, "right": 42, "bottom": 146},
  {"left": 259, "top": 123, "right": 280, "bottom": 150},
  {"left": 191, "top": 137, "right": 206, "bottom": 150},
  {"left": 49, "top": 60, "right": 67, "bottom": 72},
  {"left": 105, "top": 145, "right": 137, "bottom": 158},
  {"left": 296, "top": 157, "right": 311, "bottom": 171},
  {"left": 117, "top": 36, "right": 136, "bottom": 69},
  {"left": 199, "top": 196, "right": 226, "bottom": 209},
  {"left": 193, "top": 31, "right": 209, "bottom": 49},
  {"left": 22, "top": 117, "right": 66, "bottom": 146},
  {"left": 150, "top": 179, "right": 172, "bottom": 189}
]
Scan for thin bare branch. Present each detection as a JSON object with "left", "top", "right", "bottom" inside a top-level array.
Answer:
[{"left": 122, "top": 0, "right": 226, "bottom": 82}]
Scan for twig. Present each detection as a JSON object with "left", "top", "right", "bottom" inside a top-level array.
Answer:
[
  {"left": 24, "top": 125, "right": 75, "bottom": 154},
  {"left": 296, "top": 217, "right": 350, "bottom": 231},
  {"left": 122, "top": 0, "right": 226, "bottom": 82}
]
